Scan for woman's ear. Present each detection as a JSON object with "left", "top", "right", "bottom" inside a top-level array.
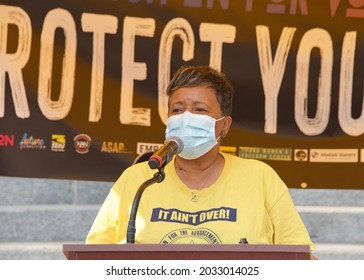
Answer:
[{"left": 221, "top": 116, "right": 232, "bottom": 138}]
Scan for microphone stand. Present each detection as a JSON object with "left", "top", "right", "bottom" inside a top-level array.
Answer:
[{"left": 126, "top": 167, "right": 165, "bottom": 244}]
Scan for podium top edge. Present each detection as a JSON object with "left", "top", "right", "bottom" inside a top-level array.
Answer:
[{"left": 63, "top": 243, "right": 310, "bottom": 253}]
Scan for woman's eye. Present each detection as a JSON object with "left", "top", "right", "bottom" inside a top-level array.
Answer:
[
  {"left": 195, "top": 108, "right": 207, "bottom": 113},
  {"left": 171, "top": 108, "right": 183, "bottom": 114}
]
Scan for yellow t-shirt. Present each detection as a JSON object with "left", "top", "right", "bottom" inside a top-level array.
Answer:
[{"left": 86, "top": 153, "right": 314, "bottom": 250}]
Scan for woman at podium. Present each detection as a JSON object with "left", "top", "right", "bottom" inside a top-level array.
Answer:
[{"left": 86, "top": 65, "right": 316, "bottom": 259}]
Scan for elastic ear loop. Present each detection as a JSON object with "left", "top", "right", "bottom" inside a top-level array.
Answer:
[{"left": 217, "top": 116, "right": 226, "bottom": 139}]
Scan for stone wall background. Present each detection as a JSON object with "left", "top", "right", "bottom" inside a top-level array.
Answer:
[{"left": 0, "top": 176, "right": 363, "bottom": 260}]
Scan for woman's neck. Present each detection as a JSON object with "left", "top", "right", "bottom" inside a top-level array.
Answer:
[{"left": 174, "top": 152, "right": 224, "bottom": 190}]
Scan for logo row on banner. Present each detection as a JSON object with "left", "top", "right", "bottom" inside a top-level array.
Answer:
[
  {"left": 0, "top": 133, "right": 94, "bottom": 154},
  {"left": 1, "top": 133, "right": 363, "bottom": 163}
]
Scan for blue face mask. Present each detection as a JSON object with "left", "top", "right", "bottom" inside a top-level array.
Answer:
[{"left": 165, "top": 111, "right": 225, "bottom": 160}]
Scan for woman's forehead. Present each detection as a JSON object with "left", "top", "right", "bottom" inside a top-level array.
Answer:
[{"left": 169, "top": 86, "right": 218, "bottom": 104}]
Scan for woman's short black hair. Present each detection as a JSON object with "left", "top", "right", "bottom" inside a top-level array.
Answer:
[{"left": 166, "top": 65, "right": 234, "bottom": 116}]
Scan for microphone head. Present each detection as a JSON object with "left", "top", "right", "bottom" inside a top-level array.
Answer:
[{"left": 165, "top": 136, "right": 184, "bottom": 154}]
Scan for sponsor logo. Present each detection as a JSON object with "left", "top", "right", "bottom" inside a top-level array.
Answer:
[
  {"left": 0, "top": 134, "right": 15, "bottom": 147},
  {"left": 51, "top": 134, "right": 66, "bottom": 152},
  {"left": 101, "top": 141, "right": 131, "bottom": 154},
  {"left": 137, "top": 142, "right": 163, "bottom": 154},
  {"left": 294, "top": 149, "right": 308, "bottom": 161},
  {"left": 238, "top": 146, "right": 292, "bottom": 161},
  {"left": 74, "top": 134, "right": 91, "bottom": 154},
  {"left": 310, "top": 149, "right": 358, "bottom": 163},
  {"left": 219, "top": 146, "right": 237, "bottom": 155},
  {"left": 19, "top": 133, "right": 46, "bottom": 150}
]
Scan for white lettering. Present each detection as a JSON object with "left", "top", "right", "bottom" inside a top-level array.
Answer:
[
  {"left": 1, "top": 5, "right": 363, "bottom": 139},
  {"left": 338, "top": 31, "right": 364, "bottom": 136},
  {"left": 81, "top": 13, "right": 118, "bottom": 122},
  {"left": 256, "top": 25, "right": 296, "bottom": 134},
  {"left": 295, "top": 28, "right": 333, "bottom": 136},
  {"left": 38, "top": 8, "right": 77, "bottom": 120},
  {"left": 158, "top": 17, "right": 194, "bottom": 125},
  {"left": 199, "top": 23, "right": 236, "bottom": 71},
  {"left": 120, "top": 16, "right": 155, "bottom": 126},
  {"left": 0, "top": 5, "right": 31, "bottom": 118}
]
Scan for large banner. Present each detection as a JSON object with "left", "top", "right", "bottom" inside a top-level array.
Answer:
[{"left": 1, "top": 0, "right": 364, "bottom": 189}]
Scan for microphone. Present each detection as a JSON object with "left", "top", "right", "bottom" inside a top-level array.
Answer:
[{"left": 148, "top": 136, "right": 183, "bottom": 169}]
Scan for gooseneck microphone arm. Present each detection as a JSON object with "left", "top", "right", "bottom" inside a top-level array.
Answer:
[
  {"left": 126, "top": 136, "right": 183, "bottom": 243},
  {"left": 126, "top": 168, "right": 165, "bottom": 244}
]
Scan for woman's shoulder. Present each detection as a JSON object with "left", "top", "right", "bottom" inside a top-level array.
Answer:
[
  {"left": 113, "top": 161, "right": 155, "bottom": 184},
  {"left": 124, "top": 160, "right": 154, "bottom": 175},
  {"left": 223, "top": 152, "right": 273, "bottom": 169}
]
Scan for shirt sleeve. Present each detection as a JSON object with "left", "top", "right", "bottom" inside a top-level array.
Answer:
[
  {"left": 269, "top": 189, "right": 315, "bottom": 250},
  {"left": 85, "top": 163, "right": 150, "bottom": 244},
  {"left": 261, "top": 162, "right": 315, "bottom": 251},
  {"left": 85, "top": 185, "right": 120, "bottom": 244}
]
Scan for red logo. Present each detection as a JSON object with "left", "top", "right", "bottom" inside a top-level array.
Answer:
[
  {"left": 0, "top": 134, "right": 15, "bottom": 146},
  {"left": 73, "top": 134, "right": 91, "bottom": 154}
]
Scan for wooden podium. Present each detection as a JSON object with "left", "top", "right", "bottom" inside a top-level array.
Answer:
[{"left": 63, "top": 244, "right": 310, "bottom": 260}]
